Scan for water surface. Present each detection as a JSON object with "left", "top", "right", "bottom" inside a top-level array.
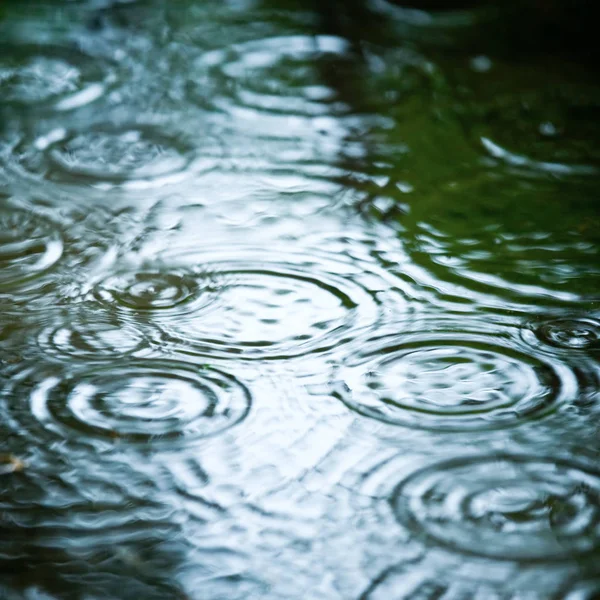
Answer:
[{"left": 1, "top": 0, "right": 599, "bottom": 598}]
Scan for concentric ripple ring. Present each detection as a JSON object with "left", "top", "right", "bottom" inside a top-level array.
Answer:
[
  {"left": 392, "top": 454, "right": 600, "bottom": 561},
  {"left": 17, "top": 123, "right": 195, "bottom": 188},
  {"left": 191, "top": 35, "right": 351, "bottom": 123},
  {"left": 28, "top": 360, "right": 251, "bottom": 444},
  {"left": 522, "top": 317, "right": 600, "bottom": 352},
  {"left": 37, "top": 317, "right": 150, "bottom": 362},
  {"left": 334, "top": 332, "right": 577, "bottom": 430},
  {"left": 94, "top": 270, "right": 209, "bottom": 312},
  {"left": 93, "top": 249, "right": 405, "bottom": 361}
]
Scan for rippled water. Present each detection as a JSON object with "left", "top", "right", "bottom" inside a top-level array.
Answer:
[{"left": 1, "top": 0, "right": 599, "bottom": 598}]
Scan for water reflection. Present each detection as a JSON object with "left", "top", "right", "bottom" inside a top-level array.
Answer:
[{"left": 0, "top": 0, "right": 599, "bottom": 597}]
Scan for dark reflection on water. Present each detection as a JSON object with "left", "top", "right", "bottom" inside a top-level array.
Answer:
[{"left": 0, "top": 0, "right": 599, "bottom": 597}]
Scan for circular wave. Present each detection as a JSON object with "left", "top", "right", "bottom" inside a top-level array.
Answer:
[
  {"left": 93, "top": 248, "right": 407, "bottom": 360},
  {"left": 0, "top": 42, "right": 115, "bottom": 112},
  {"left": 16, "top": 123, "right": 198, "bottom": 188},
  {"left": 37, "top": 314, "right": 151, "bottom": 362},
  {"left": 392, "top": 454, "right": 600, "bottom": 561},
  {"left": 94, "top": 269, "right": 214, "bottom": 312},
  {"left": 11, "top": 360, "right": 251, "bottom": 445},
  {"left": 334, "top": 329, "right": 576, "bottom": 430},
  {"left": 189, "top": 35, "right": 352, "bottom": 136},
  {"left": 362, "top": 557, "right": 591, "bottom": 599},
  {"left": 523, "top": 317, "right": 600, "bottom": 352},
  {"left": 0, "top": 206, "right": 63, "bottom": 289}
]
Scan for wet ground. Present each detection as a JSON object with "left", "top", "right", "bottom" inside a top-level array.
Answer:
[{"left": 0, "top": 0, "right": 599, "bottom": 598}]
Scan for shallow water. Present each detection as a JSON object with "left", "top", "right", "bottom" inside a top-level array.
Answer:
[{"left": 0, "top": 0, "right": 599, "bottom": 598}]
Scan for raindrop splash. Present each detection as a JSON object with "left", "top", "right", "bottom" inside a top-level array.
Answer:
[
  {"left": 16, "top": 124, "right": 198, "bottom": 188},
  {"left": 524, "top": 317, "right": 600, "bottom": 351},
  {"left": 94, "top": 248, "right": 409, "bottom": 361},
  {"left": 392, "top": 454, "right": 600, "bottom": 561},
  {"left": 334, "top": 329, "right": 576, "bottom": 430}
]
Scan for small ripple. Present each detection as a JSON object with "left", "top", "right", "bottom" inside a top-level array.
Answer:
[
  {"left": 361, "top": 555, "right": 586, "bottom": 600},
  {"left": 15, "top": 123, "right": 202, "bottom": 189},
  {"left": 181, "top": 574, "right": 269, "bottom": 600},
  {"left": 37, "top": 312, "right": 152, "bottom": 362},
  {"left": 190, "top": 35, "right": 352, "bottom": 136},
  {"left": 94, "top": 269, "right": 215, "bottom": 312},
  {"left": 370, "top": 0, "right": 491, "bottom": 46},
  {"left": 333, "top": 328, "right": 576, "bottom": 430},
  {"left": 480, "top": 136, "right": 598, "bottom": 178},
  {"left": 4, "top": 360, "right": 251, "bottom": 446},
  {"left": 392, "top": 454, "right": 600, "bottom": 561},
  {"left": 522, "top": 317, "right": 600, "bottom": 352},
  {"left": 0, "top": 42, "right": 115, "bottom": 112},
  {"left": 362, "top": 565, "right": 492, "bottom": 600},
  {"left": 92, "top": 247, "right": 409, "bottom": 361},
  {"left": 0, "top": 205, "right": 63, "bottom": 289}
]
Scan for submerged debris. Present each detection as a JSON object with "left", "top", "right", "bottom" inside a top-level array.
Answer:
[{"left": 0, "top": 454, "right": 27, "bottom": 475}]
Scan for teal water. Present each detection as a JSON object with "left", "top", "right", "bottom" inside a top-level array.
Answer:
[{"left": 0, "top": 1, "right": 599, "bottom": 598}]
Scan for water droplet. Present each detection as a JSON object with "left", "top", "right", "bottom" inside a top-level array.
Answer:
[
  {"left": 392, "top": 454, "right": 600, "bottom": 560},
  {"left": 470, "top": 54, "right": 492, "bottom": 73}
]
